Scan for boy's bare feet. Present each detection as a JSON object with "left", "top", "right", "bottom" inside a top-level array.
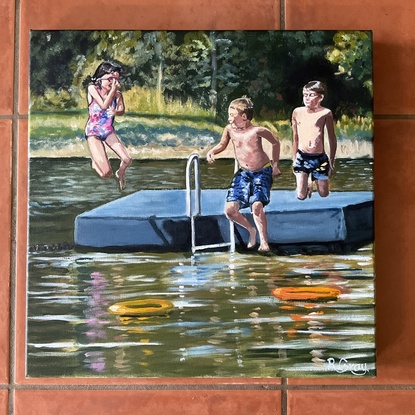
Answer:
[
  {"left": 258, "top": 242, "right": 270, "bottom": 252},
  {"left": 115, "top": 170, "right": 126, "bottom": 190},
  {"left": 247, "top": 228, "right": 257, "bottom": 249}
]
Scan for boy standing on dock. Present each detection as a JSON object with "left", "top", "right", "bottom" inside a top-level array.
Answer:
[
  {"left": 207, "top": 97, "right": 281, "bottom": 252},
  {"left": 292, "top": 81, "right": 337, "bottom": 199}
]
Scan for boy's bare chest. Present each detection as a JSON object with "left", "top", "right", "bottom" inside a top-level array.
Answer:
[
  {"left": 230, "top": 130, "right": 260, "bottom": 147},
  {"left": 297, "top": 110, "right": 326, "bottom": 128}
]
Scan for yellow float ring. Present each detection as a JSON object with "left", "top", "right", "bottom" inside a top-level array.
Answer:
[
  {"left": 108, "top": 299, "right": 174, "bottom": 317},
  {"left": 272, "top": 287, "right": 341, "bottom": 302}
]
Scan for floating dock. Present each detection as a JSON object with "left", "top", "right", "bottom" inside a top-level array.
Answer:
[{"left": 74, "top": 189, "right": 373, "bottom": 252}]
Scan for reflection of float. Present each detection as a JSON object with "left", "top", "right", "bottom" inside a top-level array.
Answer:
[
  {"left": 272, "top": 287, "right": 341, "bottom": 302},
  {"left": 108, "top": 299, "right": 174, "bottom": 317}
]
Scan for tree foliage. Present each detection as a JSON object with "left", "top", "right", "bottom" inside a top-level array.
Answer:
[{"left": 30, "top": 30, "right": 373, "bottom": 120}]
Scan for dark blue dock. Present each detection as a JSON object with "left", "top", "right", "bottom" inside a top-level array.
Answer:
[{"left": 74, "top": 190, "right": 373, "bottom": 252}]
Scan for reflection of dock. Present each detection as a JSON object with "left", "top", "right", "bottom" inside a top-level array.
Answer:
[{"left": 74, "top": 189, "right": 373, "bottom": 252}]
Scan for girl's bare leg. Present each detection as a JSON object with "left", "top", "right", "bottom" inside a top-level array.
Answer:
[
  {"left": 252, "top": 202, "right": 270, "bottom": 252},
  {"left": 225, "top": 202, "right": 257, "bottom": 248},
  {"left": 105, "top": 134, "right": 132, "bottom": 190},
  {"left": 87, "top": 136, "right": 113, "bottom": 178}
]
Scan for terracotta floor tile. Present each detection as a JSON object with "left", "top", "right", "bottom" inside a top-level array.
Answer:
[
  {"left": 18, "top": 0, "right": 280, "bottom": 115},
  {"left": 285, "top": 0, "right": 415, "bottom": 115},
  {"left": 0, "top": 0, "right": 15, "bottom": 115},
  {"left": 15, "top": 389, "right": 281, "bottom": 415},
  {"left": 20, "top": 0, "right": 280, "bottom": 29},
  {"left": 0, "top": 121, "right": 12, "bottom": 384},
  {"left": 288, "top": 119, "right": 415, "bottom": 385},
  {"left": 0, "top": 391, "right": 9, "bottom": 415},
  {"left": 288, "top": 390, "right": 415, "bottom": 415}
]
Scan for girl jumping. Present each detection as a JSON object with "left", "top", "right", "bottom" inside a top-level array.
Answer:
[{"left": 85, "top": 61, "right": 132, "bottom": 190}]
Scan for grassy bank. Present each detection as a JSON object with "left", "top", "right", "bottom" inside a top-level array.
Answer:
[{"left": 29, "top": 111, "right": 373, "bottom": 159}]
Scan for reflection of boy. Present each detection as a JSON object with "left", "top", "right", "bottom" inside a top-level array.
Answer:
[
  {"left": 207, "top": 97, "right": 281, "bottom": 252},
  {"left": 292, "top": 81, "right": 337, "bottom": 199}
]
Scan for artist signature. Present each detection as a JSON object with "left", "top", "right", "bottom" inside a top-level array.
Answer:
[{"left": 326, "top": 357, "right": 370, "bottom": 376}]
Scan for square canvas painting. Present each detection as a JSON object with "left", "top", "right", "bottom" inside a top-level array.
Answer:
[{"left": 27, "top": 30, "right": 375, "bottom": 378}]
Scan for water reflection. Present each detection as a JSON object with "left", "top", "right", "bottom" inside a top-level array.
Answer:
[
  {"left": 27, "top": 247, "right": 375, "bottom": 378},
  {"left": 27, "top": 158, "right": 375, "bottom": 378}
]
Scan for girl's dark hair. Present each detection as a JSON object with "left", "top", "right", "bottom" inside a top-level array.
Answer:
[{"left": 85, "top": 61, "right": 123, "bottom": 86}]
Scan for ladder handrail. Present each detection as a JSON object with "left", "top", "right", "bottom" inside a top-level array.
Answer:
[
  {"left": 186, "top": 153, "right": 201, "bottom": 217},
  {"left": 186, "top": 153, "right": 236, "bottom": 254}
]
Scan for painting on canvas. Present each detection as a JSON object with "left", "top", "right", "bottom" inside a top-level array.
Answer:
[{"left": 27, "top": 30, "right": 375, "bottom": 378}]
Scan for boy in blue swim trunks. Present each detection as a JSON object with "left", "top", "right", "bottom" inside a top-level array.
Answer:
[
  {"left": 207, "top": 97, "right": 281, "bottom": 252},
  {"left": 292, "top": 81, "right": 337, "bottom": 199}
]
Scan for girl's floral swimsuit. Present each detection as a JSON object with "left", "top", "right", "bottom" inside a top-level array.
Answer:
[{"left": 85, "top": 96, "right": 116, "bottom": 141}]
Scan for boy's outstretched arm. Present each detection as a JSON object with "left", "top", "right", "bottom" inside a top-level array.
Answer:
[
  {"left": 325, "top": 111, "right": 337, "bottom": 172},
  {"left": 271, "top": 141, "right": 281, "bottom": 177},
  {"left": 207, "top": 127, "right": 231, "bottom": 163},
  {"left": 258, "top": 127, "right": 281, "bottom": 176},
  {"left": 292, "top": 110, "right": 299, "bottom": 160}
]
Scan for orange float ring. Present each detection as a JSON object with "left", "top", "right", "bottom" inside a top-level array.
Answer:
[
  {"left": 272, "top": 286, "right": 341, "bottom": 302},
  {"left": 108, "top": 299, "right": 174, "bottom": 317}
]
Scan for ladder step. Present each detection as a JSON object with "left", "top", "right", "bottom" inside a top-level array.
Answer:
[{"left": 192, "top": 242, "right": 233, "bottom": 252}]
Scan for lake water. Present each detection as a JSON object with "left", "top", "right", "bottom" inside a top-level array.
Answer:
[{"left": 27, "top": 158, "right": 375, "bottom": 378}]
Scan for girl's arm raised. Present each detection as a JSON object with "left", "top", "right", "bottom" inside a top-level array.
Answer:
[
  {"left": 112, "top": 90, "right": 125, "bottom": 116},
  {"left": 87, "top": 83, "right": 118, "bottom": 110}
]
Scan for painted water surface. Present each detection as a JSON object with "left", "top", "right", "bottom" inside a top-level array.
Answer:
[{"left": 27, "top": 158, "right": 375, "bottom": 378}]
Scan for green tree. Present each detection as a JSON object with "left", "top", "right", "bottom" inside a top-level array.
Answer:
[
  {"left": 30, "top": 31, "right": 95, "bottom": 108},
  {"left": 326, "top": 31, "right": 373, "bottom": 96}
]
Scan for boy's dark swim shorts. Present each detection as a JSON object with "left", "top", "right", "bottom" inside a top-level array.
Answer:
[
  {"left": 293, "top": 150, "right": 330, "bottom": 181},
  {"left": 226, "top": 164, "right": 272, "bottom": 209}
]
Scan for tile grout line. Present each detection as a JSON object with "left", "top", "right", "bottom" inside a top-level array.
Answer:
[
  {"left": 281, "top": 378, "right": 288, "bottom": 415},
  {"left": 9, "top": 0, "right": 22, "bottom": 413},
  {"left": 280, "top": 0, "right": 285, "bottom": 30},
  {"left": 1, "top": 382, "right": 415, "bottom": 391},
  {"left": 373, "top": 114, "right": 415, "bottom": 119}
]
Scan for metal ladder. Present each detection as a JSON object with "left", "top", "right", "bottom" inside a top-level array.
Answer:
[{"left": 186, "top": 153, "right": 235, "bottom": 254}]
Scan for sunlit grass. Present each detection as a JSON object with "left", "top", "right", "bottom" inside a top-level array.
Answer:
[
  {"left": 29, "top": 93, "right": 373, "bottom": 159},
  {"left": 335, "top": 114, "right": 373, "bottom": 142}
]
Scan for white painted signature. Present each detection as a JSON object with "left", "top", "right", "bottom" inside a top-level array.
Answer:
[{"left": 326, "top": 357, "right": 370, "bottom": 376}]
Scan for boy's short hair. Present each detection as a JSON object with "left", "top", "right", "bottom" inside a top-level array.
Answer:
[
  {"left": 229, "top": 96, "right": 254, "bottom": 120},
  {"left": 303, "top": 81, "right": 327, "bottom": 97}
]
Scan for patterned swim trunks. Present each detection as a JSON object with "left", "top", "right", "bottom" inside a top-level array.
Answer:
[
  {"left": 293, "top": 150, "right": 330, "bottom": 181},
  {"left": 226, "top": 164, "right": 273, "bottom": 209}
]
